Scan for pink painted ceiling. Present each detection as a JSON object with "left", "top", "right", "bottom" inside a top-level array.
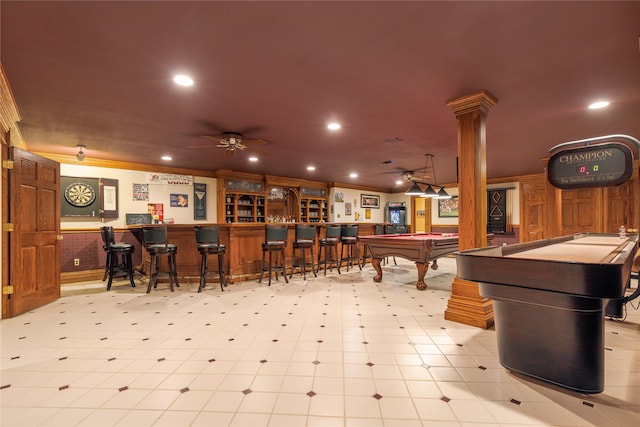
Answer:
[{"left": 2, "top": 1, "right": 639, "bottom": 191}]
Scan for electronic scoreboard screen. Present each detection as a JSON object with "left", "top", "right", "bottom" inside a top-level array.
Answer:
[{"left": 547, "top": 142, "right": 633, "bottom": 189}]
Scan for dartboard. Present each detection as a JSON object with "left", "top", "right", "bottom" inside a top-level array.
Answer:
[{"left": 64, "top": 182, "right": 96, "bottom": 207}]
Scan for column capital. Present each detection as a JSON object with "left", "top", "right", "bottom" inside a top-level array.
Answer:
[{"left": 446, "top": 90, "right": 498, "bottom": 116}]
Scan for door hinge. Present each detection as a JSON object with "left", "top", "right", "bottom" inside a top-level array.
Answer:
[
  {"left": 2, "top": 223, "right": 14, "bottom": 232},
  {"left": 2, "top": 285, "right": 14, "bottom": 295},
  {"left": 2, "top": 160, "right": 14, "bottom": 169}
]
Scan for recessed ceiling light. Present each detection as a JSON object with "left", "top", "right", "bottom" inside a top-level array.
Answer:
[
  {"left": 588, "top": 100, "right": 610, "bottom": 110},
  {"left": 161, "top": 155, "right": 172, "bottom": 161},
  {"left": 248, "top": 157, "right": 258, "bottom": 162},
  {"left": 349, "top": 172, "right": 358, "bottom": 178},
  {"left": 307, "top": 166, "right": 316, "bottom": 171},
  {"left": 395, "top": 180, "right": 403, "bottom": 185},
  {"left": 173, "top": 74, "right": 194, "bottom": 87},
  {"left": 327, "top": 122, "right": 341, "bottom": 131}
]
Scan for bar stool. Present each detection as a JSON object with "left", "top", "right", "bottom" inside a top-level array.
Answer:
[
  {"left": 142, "top": 226, "right": 179, "bottom": 293},
  {"left": 259, "top": 224, "right": 289, "bottom": 286},
  {"left": 339, "top": 224, "right": 360, "bottom": 272},
  {"left": 317, "top": 224, "right": 341, "bottom": 276},
  {"left": 290, "top": 224, "right": 317, "bottom": 280},
  {"left": 195, "top": 225, "right": 226, "bottom": 292},
  {"left": 100, "top": 226, "right": 136, "bottom": 291},
  {"left": 384, "top": 224, "right": 399, "bottom": 265},
  {"left": 360, "top": 224, "right": 385, "bottom": 268}
]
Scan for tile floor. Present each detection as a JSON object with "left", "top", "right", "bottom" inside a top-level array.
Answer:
[{"left": 1, "top": 257, "right": 639, "bottom": 427}]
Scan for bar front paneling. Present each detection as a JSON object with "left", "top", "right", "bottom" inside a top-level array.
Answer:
[{"left": 130, "top": 223, "right": 378, "bottom": 284}]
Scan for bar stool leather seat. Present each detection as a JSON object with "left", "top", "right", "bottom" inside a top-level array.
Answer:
[
  {"left": 290, "top": 224, "right": 317, "bottom": 280},
  {"left": 100, "top": 226, "right": 136, "bottom": 291},
  {"left": 317, "top": 224, "right": 341, "bottom": 276},
  {"left": 360, "top": 224, "right": 386, "bottom": 268},
  {"left": 339, "top": 224, "right": 360, "bottom": 272},
  {"left": 259, "top": 224, "right": 289, "bottom": 286},
  {"left": 142, "top": 226, "right": 179, "bottom": 293},
  {"left": 195, "top": 225, "right": 226, "bottom": 292}
]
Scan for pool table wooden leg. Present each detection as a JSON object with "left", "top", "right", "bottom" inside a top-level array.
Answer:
[
  {"left": 415, "top": 262, "right": 428, "bottom": 290},
  {"left": 430, "top": 259, "right": 439, "bottom": 270},
  {"left": 371, "top": 258, "right": 383, "bottom": 282}
]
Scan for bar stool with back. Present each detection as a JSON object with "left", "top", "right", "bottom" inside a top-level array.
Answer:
[
  {"left": 339, "top": 224, "right": 360, "bottom": 272},
  {"left": 360, "top": 223, "right": 385, "bottom": 268},
  {"left": 100, "top": 226, "right": 136, "bottom": 290},
  {"left": 195, "top": 225, "right": 226, "bottom": 292},
  {"left": 317, "top": 224, "right": 341, "bottom": 276},
  {"left": 142, "top": 226, "right": 179, "bottom": 293},
  {"left": 384, "top": 224, "right": 399, "bottom": 266},
  {"left": 259, "top": 224, "right": 289, "bottom": 286},
  {"left": 289, "top": 224, "right": 317, "bottom": 280}
]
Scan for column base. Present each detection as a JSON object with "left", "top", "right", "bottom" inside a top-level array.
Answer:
[{"left": 444, "top": 276, "right": 494, "bottom": 329}]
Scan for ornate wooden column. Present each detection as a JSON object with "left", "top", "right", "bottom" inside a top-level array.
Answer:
[{"left": 444, "top": 90, "right": 498, "bottom": 329}]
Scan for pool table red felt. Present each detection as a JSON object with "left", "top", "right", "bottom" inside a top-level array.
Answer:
[{"left": 359, "top": 232, "right": 458, "bottom": 290}]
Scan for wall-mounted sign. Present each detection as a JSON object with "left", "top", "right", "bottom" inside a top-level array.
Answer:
[
  {"left": 147, "top": 173, "right": 193, "bottom": 185},
  {"left": 193, "top": 182, "right": 207, "bottom": 219},
  {"left": 547, "top": 142, "right": 633, "bottom": 189}
]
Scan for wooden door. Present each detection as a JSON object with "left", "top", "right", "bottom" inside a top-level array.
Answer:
[
  {"left": 561, "top": 188, "right": 602, "bottom": 235},
  {"left": 521, "top": 181, "right": 546, "bottom": 242},
  {"left": 5, "top": 148, "right": 60, "bottom": 318},
  {"left": 605, "top": 179, "right": 636, "bottom": 233}
]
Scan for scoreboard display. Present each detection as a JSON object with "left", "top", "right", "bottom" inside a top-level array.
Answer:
[{"left": 547, "top": 142, "right": 633, "bottom": 189}]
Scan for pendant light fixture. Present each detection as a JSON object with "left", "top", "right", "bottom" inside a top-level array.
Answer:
[
  {"left": 405, "top": 153, "right": 449, "bottom": 198},
  {"left": 76, "top": 144, "right": 86, "bottom": 161}
]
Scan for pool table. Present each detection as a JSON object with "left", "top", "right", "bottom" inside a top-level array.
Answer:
[
  {"left": 456, "top": 233, "right": 637, "bottom": 393},
  {"left": 359, "top": 232, "right": 458, "bottom": 290}
]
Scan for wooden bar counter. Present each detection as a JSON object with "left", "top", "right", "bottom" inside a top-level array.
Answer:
[{"left": 129, "top": 223, "right": 378, "bottom": 284}]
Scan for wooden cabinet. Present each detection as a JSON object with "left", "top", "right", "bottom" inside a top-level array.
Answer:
[
  {"left": 223, "top": 194, "right": 265, "bottom": 223},
  {"left": 217, "top": 172, "right": 266, "bottom": 223},
  {"left": 300, "top": 197, "right": 328, "bottom": 222}
]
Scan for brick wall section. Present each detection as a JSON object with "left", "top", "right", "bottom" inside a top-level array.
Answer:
[{"left": 61, "top": 230, "right": 142, "bottom": 272}]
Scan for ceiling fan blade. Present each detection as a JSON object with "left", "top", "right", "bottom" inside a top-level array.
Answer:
[
  {"left": 242, "top": 138, "right": 268, "bottom": 146},
  {"left": 245, "top": 146, "right": 271, "bottom": 156},
  {"left": 198, "top": 120, "right": 227, "bottom": 134},
  {"left": 239, "top": 125, "right": 265, "bottom": 135},
  {"left": 201, "top": 134, "right": 222, "bottom": 142}
]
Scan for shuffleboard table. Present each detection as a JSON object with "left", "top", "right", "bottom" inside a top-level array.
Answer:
[
  {"left": 359, "top": 232, "right": 458, "bottom": 290},
  {"left": 456, "top": 233, "right": 637, "bottom": 393}
]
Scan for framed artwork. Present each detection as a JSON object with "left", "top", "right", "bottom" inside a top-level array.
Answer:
[
  {"left": 361, "top": 194, "right": 380, "bottom": 209},
  {"left": 365, "top": 208, "right": 371, "bottom": 219},
  {"left": 334, "top": 192, "right": 344, "bottom": 203},
  {"left": 193, "top": 182, "right": 207, "bottom": 219},
  {"left": 170, "top": 193, "right": 189, "bottom": 207},
  {"left": 345, "top": 202, "right": 352, "bottom": 215},
  {"left": 438, "top": 196, "right": 459, "bottom": 218}
]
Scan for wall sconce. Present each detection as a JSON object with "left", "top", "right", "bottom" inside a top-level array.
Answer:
[{"left": 76, "top": 144, "right": 86, "bottom": 161}]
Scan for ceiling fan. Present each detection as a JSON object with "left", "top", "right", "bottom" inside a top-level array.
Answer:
[
  {"left": 200, "top": 132, "right": 270, "bottom": 157},
  {"left": 189, "top": 121, "right": 271, "bottom": 157}
]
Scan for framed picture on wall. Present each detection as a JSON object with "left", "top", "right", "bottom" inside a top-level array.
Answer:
[
  {"left": 438, "top": 196, "right": 459, "bottom": 218},
  {"left": 360, "top": 194, "right": 380, "bottom": 209},
  {"left": 345, "top": 202, "right": 352, "bottom": 215}
]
